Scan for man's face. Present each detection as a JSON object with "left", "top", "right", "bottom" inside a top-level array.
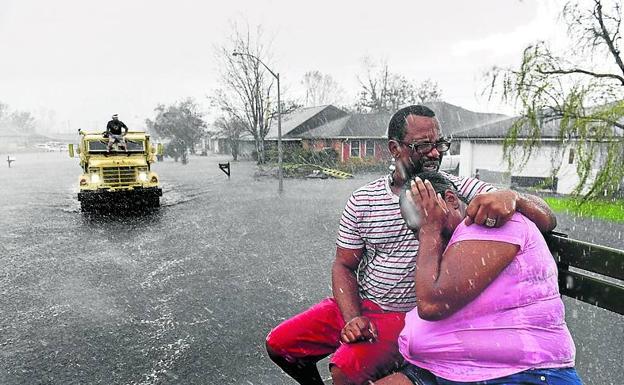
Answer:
[
  {"left": 113, "top": 116, "right": 118, "bottom": 121},
  {"left": 392, "top": 115, "right": 443, "bottom": 180}
]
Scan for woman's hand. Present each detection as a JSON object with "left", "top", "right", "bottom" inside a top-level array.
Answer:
[{"left": 406, "top": 176, "right": 449, "bottom": 233}]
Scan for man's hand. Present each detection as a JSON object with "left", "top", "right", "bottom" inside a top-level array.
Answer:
[
  {"left": 465, "top": 190, "right": 518, "bottom": 228},
  {"left": 340, "top": 316, "right": 377, "bottom": 344}
]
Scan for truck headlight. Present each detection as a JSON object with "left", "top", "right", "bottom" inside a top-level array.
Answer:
[
  {"left": 138, "top": 172, "right": 148, "bottom": 182},
  {"left": 90, "top": 173, "right": 100, "bottom": 183}
]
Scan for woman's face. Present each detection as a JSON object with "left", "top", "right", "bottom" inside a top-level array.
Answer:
[{"left": 443, "top": 191, "right": 467, "bottom": 235}]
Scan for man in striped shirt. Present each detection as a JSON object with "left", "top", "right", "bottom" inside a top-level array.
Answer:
[{"left": 266, "top": 105, "right": 557, "bottom": 385}]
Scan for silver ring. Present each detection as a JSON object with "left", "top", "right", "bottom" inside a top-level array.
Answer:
[{"left": 485, "top": 217, "right": 497, "bottom": 227}]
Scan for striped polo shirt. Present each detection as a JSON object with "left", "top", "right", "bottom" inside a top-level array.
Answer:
[{"left": 336, "top": 172, "right": 495, "bottom": 312}]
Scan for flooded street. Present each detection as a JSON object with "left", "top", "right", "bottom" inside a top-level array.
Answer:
[{"left": 0, "top": 152, "right": 622, "bottom": 385}]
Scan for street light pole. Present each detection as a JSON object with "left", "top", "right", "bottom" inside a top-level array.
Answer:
[
  {"left": 232, "top": 51, "right": 283, "bottom": 192},
  {"left": 276, "top": 73, "right": 283, "bottom": 192}
]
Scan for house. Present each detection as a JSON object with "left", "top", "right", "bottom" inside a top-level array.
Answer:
[
  {"left": 452, "top": 116, "right": 624, "bottom": 194},
  {"left": 295, "top": 101, "right": 506, "bottom": 163},
  {"left": 211, "top": 100, "right": 622, "bottom": 194},
  {"left": 211, "top": 105, "right": 347, "bottom": 159},
  {"left": 263, "top": 105, "right": 348, "bottom": 155},
  {"left": 211, "top": 102, "right": 507, "bottom": 166},
  {"left": 297, "top": 112, "right": 392, "bottom": 162}
]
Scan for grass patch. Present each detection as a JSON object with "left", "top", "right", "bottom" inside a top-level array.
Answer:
[{"left": 544, "top": 196, "right": 624, "bottom": 223}]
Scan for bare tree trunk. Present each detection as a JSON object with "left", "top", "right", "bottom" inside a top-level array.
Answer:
[
  {"left": 255, "top": 137, "right": 266, "bottom": 164},
  {"left": 231, "top": 139, "right": 239, "bottom": 161},
  {"left": 214, "top": 23, "right": 278, "bottom": 165}
]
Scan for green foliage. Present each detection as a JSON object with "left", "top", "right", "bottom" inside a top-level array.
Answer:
[
  {"left": 214, "top": 116, "right": 245, "bottom": 160},
  {"left": 9, "top": 111, "right": 36, "bottom": 133},
  {"left": 338, "top": 156, "right": 388, "bottom": 174},
  {"left": 544, "top": 196, "right": 624, "bottom": 223},
  {"left": 0, "top": 102, "right": 37, "bottom": 133},
  {"left": 266, "top": 147, "right": 339, "bottom": 167},
  {"left": 264, "top": 147, "right": 387, "bottom": 176},
  {"left": 280, "top": 163, "right": 324, "bottom": 178},
  {"left": 488, "top": 0, "right": 624, "bottom": 199},
  {"left": 145, "top": 98, "right": 206, "bottom": 162}
]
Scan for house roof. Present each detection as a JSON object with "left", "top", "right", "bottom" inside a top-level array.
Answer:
[
  {"left": 294, "top": 115, "right": 350, "bottom": 138},
  {"left": 217, "top": 101, "right": 624, "bottom": 143},
  {"left": 297, "top": 112, "right": 392, "bottom": 138},
  {"left": 450, "top": 115, "right": 624, "bottom": 139},
  {"left": 265, "top": 105, "right": 347, "bottom": 139},
  {"left": 295, "top": 101, "right": 507, "bottom": 139},
  {"left": 452, "top": 100, "right": 624, "bottom": 140},
  {"left": 451, "top": 117, "right": 561, "bottom": 139},
  {"left": 422, "top": 101, "right": 507, "bottom": 136}
]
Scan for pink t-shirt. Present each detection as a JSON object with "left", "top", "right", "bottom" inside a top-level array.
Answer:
[{"left": 398, "top": 213, "right": 576, "bottom": 382}]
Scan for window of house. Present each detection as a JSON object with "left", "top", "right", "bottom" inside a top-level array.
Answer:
[
  {"left": 350, "top": 140, "right": 361, "bottom": 157},
  {"left": 568, "top": 148, "right": 575, "bottom": 164},
  {"left": 365, "top": 140, "right": 375, "bottom": 157}
]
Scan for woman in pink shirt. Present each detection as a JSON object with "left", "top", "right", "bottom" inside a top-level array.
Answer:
[{"left": 376, "top": 172, "right": 582, "bottom": 385}]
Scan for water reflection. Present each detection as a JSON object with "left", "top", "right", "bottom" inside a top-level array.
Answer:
[{"left": 80, "top": 207, "right": 164, "bottom": 227}]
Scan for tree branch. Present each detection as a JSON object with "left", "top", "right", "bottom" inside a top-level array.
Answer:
[
  {"left": 538, "top": 67, "right": 624, "bottom": 85},
  {"left": 594, "top": 0, "right": 624, "bottom": 76}
]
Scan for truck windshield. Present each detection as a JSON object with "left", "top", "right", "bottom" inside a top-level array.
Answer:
[{"left": 87, "top": 139, "right": 145, "bottom": 153}]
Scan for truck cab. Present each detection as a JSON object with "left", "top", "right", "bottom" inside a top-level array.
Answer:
[{"left": 69, "top": 130, "right": 163, "bottom": 211}]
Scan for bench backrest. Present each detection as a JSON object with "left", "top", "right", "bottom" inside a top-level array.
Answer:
[{"left": 545, "top": 232, "right": 624, "bottom": 315}]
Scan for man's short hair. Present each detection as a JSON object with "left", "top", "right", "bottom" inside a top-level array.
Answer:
[
  {"left": 415, "top": 171, "right": 468, "bottom": 204},
  {"left": 112, "top": 114, "right": 118, "bottom": 119},
  {"left": 387, "top": 105, "right": 436, "bottom": 141}
]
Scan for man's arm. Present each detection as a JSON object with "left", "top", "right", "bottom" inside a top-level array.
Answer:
[
  {"left": 121, "top": 121, "right": 129, "bottom": 134},
  {"left": 465, "top": 190, "right": 557, "bottom": 232},
  {"left": 332, "top": 246, "right": 377, "bottom": 343},
  {"left": 517, "top": 192, "right": 557, "bottom": 232}
]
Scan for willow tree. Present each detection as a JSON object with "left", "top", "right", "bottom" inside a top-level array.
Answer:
[{"left": 488, "top": 0, "right": 624, "bottom": 198}]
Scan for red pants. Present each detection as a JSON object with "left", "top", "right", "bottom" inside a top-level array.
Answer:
[{"left": 266, "top": 298, "right": 406, "bottom": 384}]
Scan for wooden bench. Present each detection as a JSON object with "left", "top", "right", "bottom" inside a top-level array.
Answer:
[{"left": 545, "top": 232, "right": 624, "bottom": 315}]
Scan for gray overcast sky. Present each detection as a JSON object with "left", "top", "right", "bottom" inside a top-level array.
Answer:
[{"left": 0, "top": 0, "right": 566, "bottom": 131}]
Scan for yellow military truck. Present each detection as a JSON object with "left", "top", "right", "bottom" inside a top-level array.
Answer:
[{"left": 69, "top": 130, "right": 163, "bottom": 211}]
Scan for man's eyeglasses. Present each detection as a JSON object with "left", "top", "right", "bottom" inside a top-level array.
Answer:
[{"left": 400, "top": 139, "right": 451, "bottom": 155}]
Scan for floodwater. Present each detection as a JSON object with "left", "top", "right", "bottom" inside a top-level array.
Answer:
[{"left": 0, "top": 152, "right": 622, "bottom": 385}]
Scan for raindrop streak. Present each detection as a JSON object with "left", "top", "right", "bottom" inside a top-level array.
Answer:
[{"left": 566, "top": 275, "right": 575, "bottom": 290}]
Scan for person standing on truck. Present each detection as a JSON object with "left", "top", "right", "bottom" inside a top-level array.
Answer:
[
  {"left": 265, "top": 105, "right": 558, "bottom": 385},
  {"left": 106, "top": 114, "right": 129, "bottom": 152}
]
